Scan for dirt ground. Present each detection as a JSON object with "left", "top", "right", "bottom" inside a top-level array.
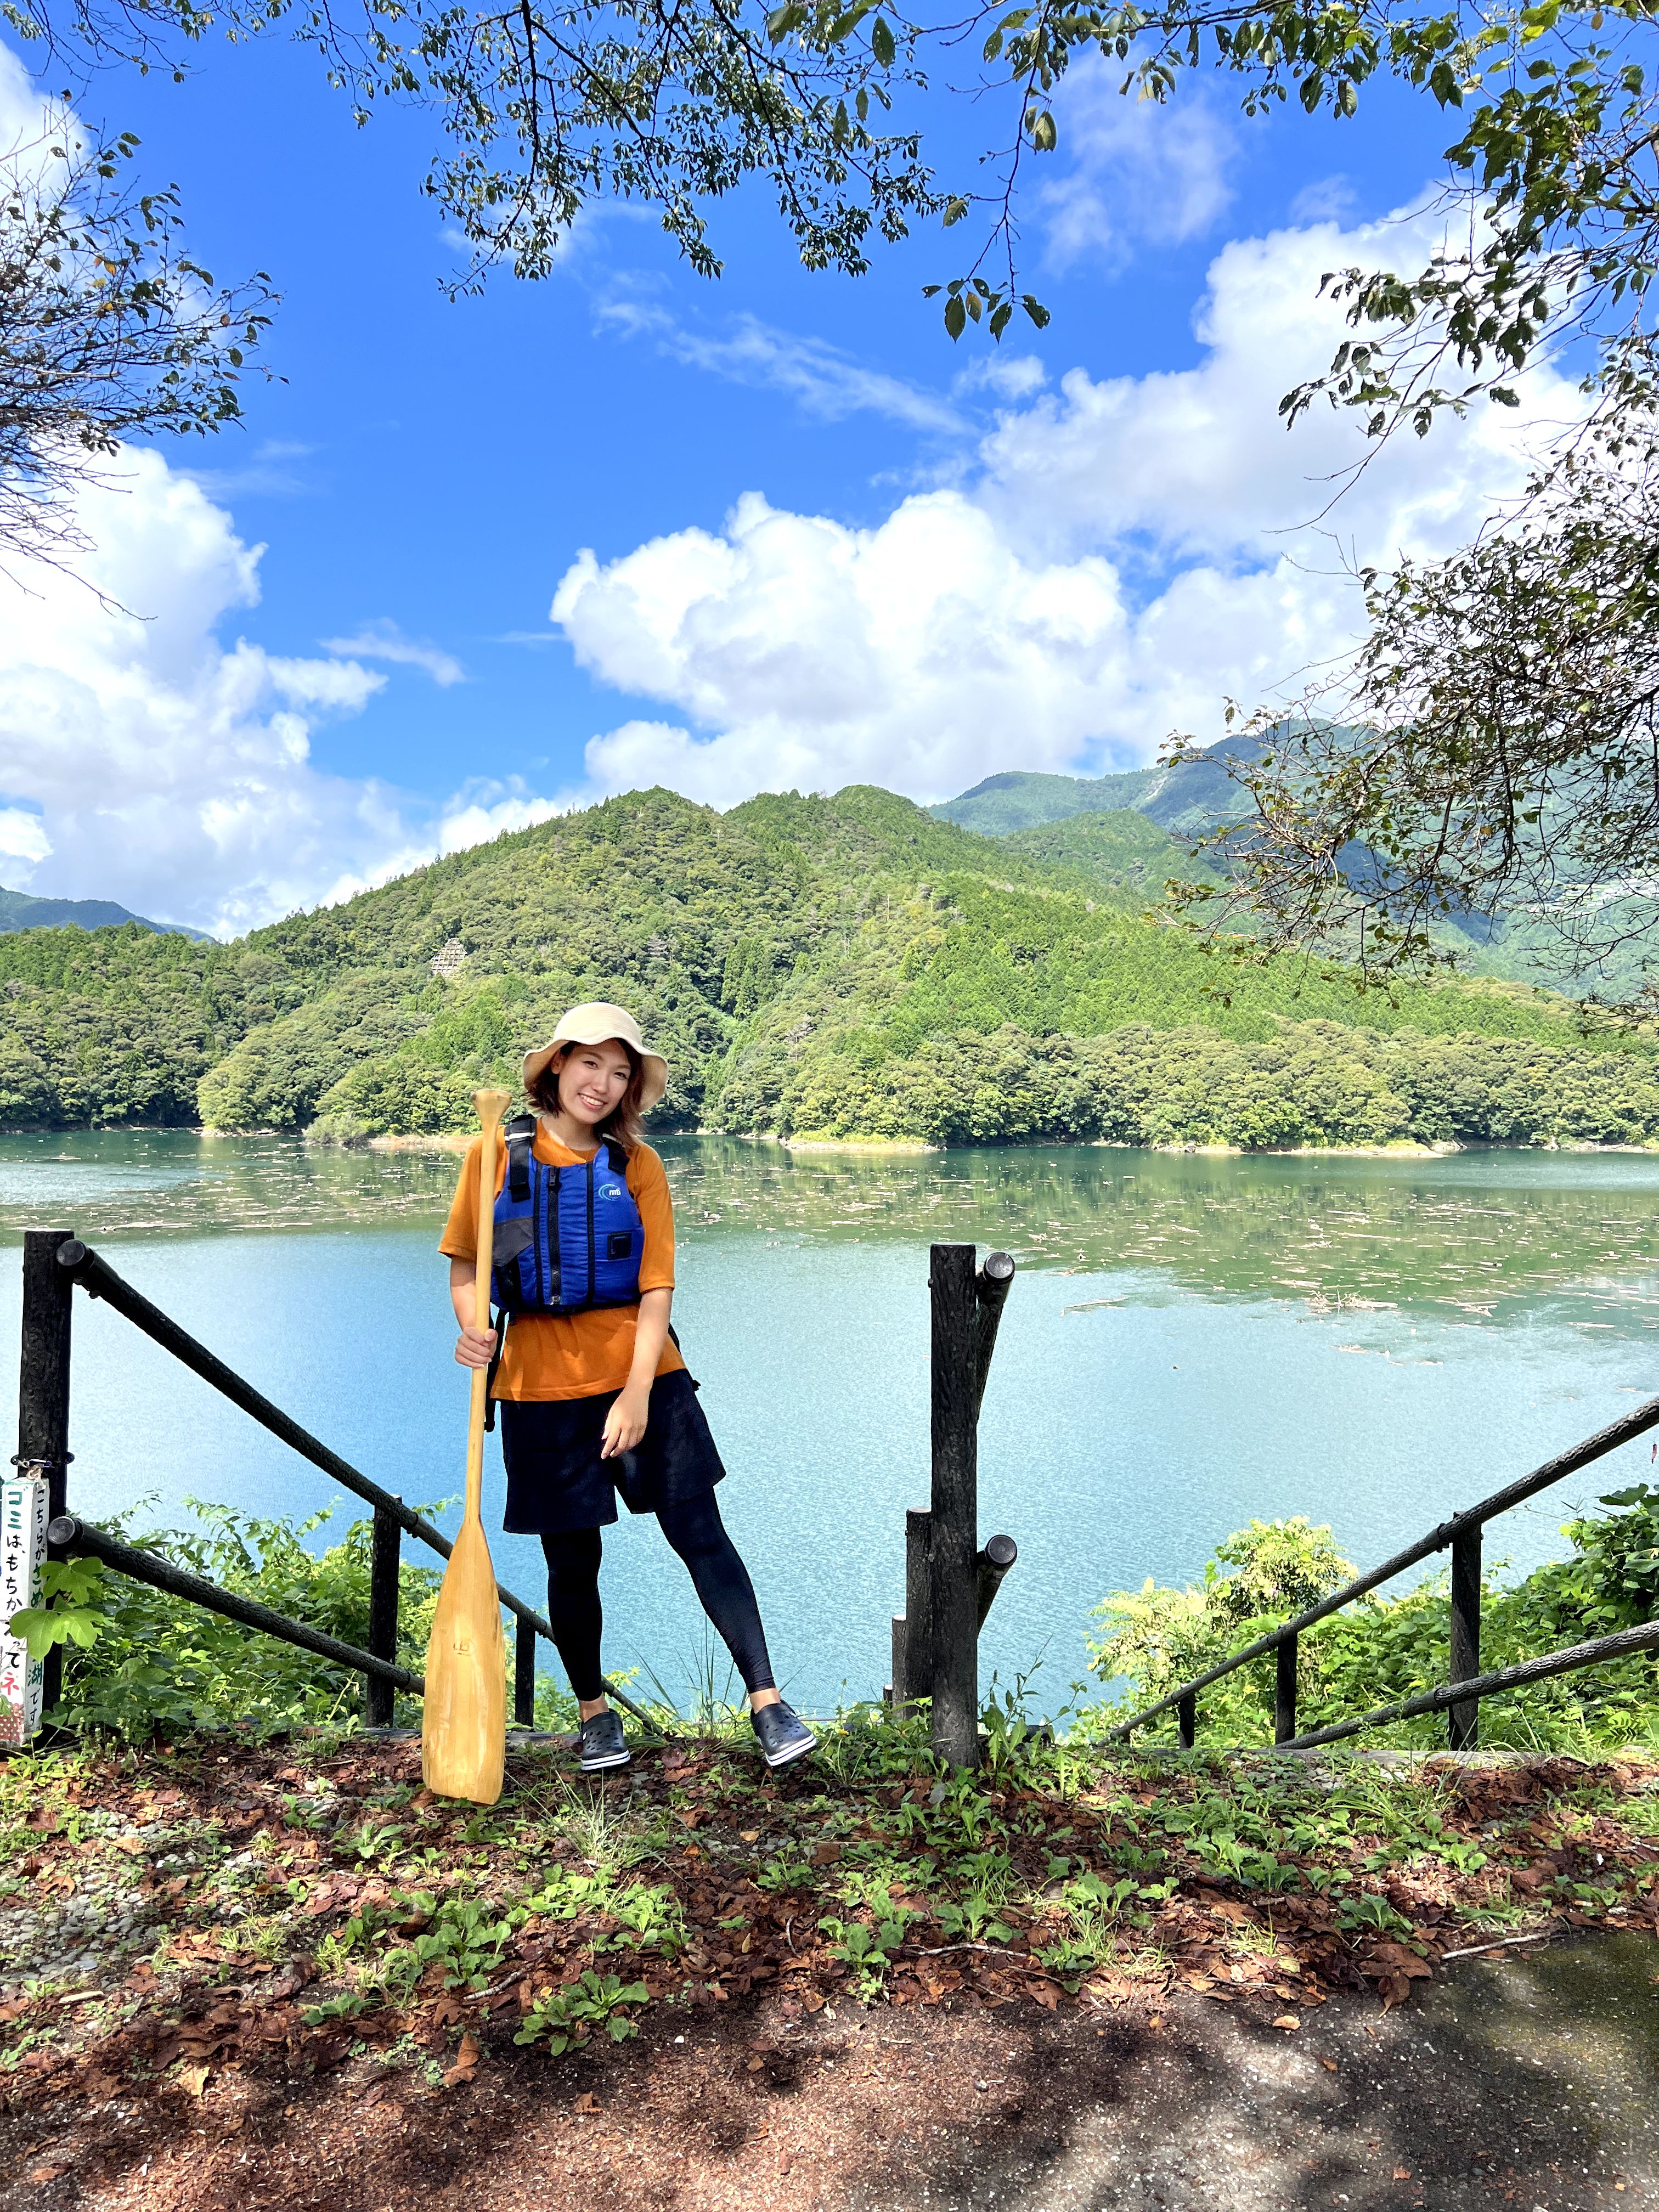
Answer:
[
  {"left": 5, "top": 1929, "right": 1655, "bottom": 2212},
  {"left": 7, "top": 1735, "right": 1659, "bottom": 2210}
]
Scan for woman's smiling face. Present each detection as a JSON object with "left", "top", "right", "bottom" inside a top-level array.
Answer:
[{"left": 555, "top": 1040, "right": 634, "bottom": 1127}]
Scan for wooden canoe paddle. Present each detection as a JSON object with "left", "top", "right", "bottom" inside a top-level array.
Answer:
[{"left": 422, "top": 1086, "right": 513, "bottom": 1804}]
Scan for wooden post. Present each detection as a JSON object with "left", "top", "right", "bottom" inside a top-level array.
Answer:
[
  {"left": 975, "top": 1533, "right": 1018, "bottom": 1628},
  {"left": 929, "top": 1243, "right": 979, "bottom": 1770},
  {"left": 1449, "top": 1523, "right": 1482, "bottom": 1751},
  {"left": 15, "top": 1231, "right": 73, "bottom": 1717},
  {"left": 514, "top": 1623, "right": 537, "bottom": 1728},
  {"left": 972, "top": 1252, "right": 1015, "bottom": 1415},
  {"left": 1178, "top": 1691, "right": 1196, "bottom": 1750},
  {"left": 365, "top": 1505, "right": 401, "bottom": 1726},
  {"left": 893, "top": 1508, "right": 933, "bottom": 1713},
  {"left": 1274, "top": 1635, "right": 1299, "bottom": 1746}
]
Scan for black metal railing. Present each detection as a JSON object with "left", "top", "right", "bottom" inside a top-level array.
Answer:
[
  {"left": 13, "top": 1228, "right": 652, "bottom": 1733},
  {"left": 1110, "top": 1393, "right": 1659, "bottom": 1753}
]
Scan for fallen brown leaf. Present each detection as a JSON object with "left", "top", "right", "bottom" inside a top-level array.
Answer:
[
  {"left": 178, "top": 2063, "right": 211, "bottom": 2097},
  {"left": 1271, "top": 2015, "right": 1300, "bottom": 2032},
  {"left": 573, "top": 2091, "right": 601, "bottom": 2115},
  {"left": 442, "top": 2032, "right": 480, "bottom": 2088}
]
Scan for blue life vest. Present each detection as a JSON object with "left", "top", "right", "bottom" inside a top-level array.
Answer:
[{"left": 490, "top": 1115, "right": 645, "bottom": 1316}]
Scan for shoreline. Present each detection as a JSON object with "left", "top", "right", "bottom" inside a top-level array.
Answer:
[{"left": 6, "top": 1125, "right": 1657, "bottom": 1159}]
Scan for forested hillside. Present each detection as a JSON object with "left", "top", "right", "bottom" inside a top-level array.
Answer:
[
  {"left": 938, "top": 748, "right": 1659, "bottom": 1001},
  {"left": 2, "top": 784, "right": 1656, "bottom": 1149},
  {"left": 1000, "top": 810, "right": 1223, "bottom": 902},
  {"left": 0, "top": 884, "right": 205, "bottom": 939}
]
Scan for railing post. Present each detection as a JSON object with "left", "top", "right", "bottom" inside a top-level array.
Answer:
[
  {"left": 365, "top": 1505, "right": 401, "bottom": 1727},
  {"left": 514, "top": 1623, "right": 537, "bottom": 1728},
  {"left": 1274, "top": 1635, "right": 1299, "bottom": 1746},
  {"left": 929, "top": 1244, "right": 979, "bottom": 1770},
  {"left": 974, "top": 1533, "right": 1018, "bottom": 1628},
  {"left": 1449, "top": 1523, "right": 1481, "bottom": 1751},
  {"left": 1178, "top": 1691, "right": 1196, "bottom": 1750},
  {"left": 891, "top": 1509, "right": 933, "bottom": 1714},
  {"left": 972, "top": 1252, "right": 1015, "bottom": 1415},
  {"left": 15, "top": 1231, "right": 74, "bottom": 1718}
]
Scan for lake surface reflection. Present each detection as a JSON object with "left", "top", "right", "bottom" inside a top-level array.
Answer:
[{"left": 3, "top": 1132, "right": 1657, "bottom": 1714}]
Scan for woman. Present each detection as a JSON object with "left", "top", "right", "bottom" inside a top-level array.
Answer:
[{"left": 439, "top": 1001, "right": 815, "bottom": 1774}]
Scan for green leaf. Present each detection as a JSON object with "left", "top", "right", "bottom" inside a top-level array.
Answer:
[
  {"left": 871, "top": 15, "right": 895, "bottom": 66},
  {"left": 1029, "top": 109, "right": 1058, "bottom": 151},
  {"left": 944, "top": 293, "right": 967, "bottom": 340},
  {"left": 1021, "top": 294, "right": 1051, "bottom": 329},
  {"left": 942, "top": 196, "right": 969, "bottom": 228},
  {"left": 825, "top": 1, "right": 873, "bottom": 43},
  {"left": 6, "top": 1602, "right": 109, "bottom": 1661}
]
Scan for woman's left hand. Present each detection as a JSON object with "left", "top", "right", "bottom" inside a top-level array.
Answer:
[{"left": 600, "top": 1383, "right": 651, "bottom": 1459}]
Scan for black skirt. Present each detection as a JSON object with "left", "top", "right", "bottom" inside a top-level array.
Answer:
[{"left": 498, "top": 1368, "right": 726, "bottom": 1536}]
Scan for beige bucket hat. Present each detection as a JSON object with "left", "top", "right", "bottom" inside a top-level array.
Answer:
[{"left": 523, "top": 1002, "right": 668, "bottom": 1110}]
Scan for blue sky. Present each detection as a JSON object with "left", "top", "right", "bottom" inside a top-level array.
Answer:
[{"left": 0, "top": 22, "right": 1577, "bottom": 932}]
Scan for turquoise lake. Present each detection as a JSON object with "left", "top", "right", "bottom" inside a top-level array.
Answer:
[{"left": 3, "top": 1131, "right": 1658, "bottom": 1717}]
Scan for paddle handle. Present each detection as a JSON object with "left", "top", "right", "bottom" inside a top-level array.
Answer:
[{"left": 465, "top": 1088, "right": 513, "bottom": 1527}]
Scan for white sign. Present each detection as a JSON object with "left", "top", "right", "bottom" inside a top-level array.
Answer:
[{"left": 0, "top": 1479, "right": 48, "bottom": 1745}]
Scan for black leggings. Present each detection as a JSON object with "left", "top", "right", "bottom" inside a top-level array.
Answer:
[{"left": 540, "top": 1490, "right": 775, "bottom": 1703}]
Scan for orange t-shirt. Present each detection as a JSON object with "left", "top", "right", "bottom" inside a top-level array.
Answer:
[{"left": 438, "top": 1128, "right": 685, "bottom": 1403}]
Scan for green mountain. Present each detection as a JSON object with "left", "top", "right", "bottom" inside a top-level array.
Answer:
[
  {"left": 932, "top": 767, "right": 1160, "bottom": 836},
  {"left": 0, "top": 884, "right": 206, "bottom": 939},
  {"left": 1001, "top": 810, "right": 1224, "bottom": 903},
  {"left": 935, "top": 746, "right": 1659, "bottom": 1001},
  {"left": 2, "top": 784, "right": 1655, "bottom": 1149},
  {"left": 933, "top": 739, "right": 1260, "bottom": 842}
]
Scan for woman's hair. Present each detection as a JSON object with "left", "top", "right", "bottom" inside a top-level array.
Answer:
[{"left": 528, "top": 1039, "right": 646, "bottom": 1152}]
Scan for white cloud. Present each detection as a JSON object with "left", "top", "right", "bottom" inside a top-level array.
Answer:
[
  {"left": 0, "top": 39, "right": 79, "bottom": 182},
  {"left": 319, "top": 618, "right": 466, "bottom": 686},
  {"left": 953, "top": 353, "right": 1048, "bottom": 403},
  {"left": 435, "top": 777, "right": 586, "bottom": 854},
  {"left": 977, "top": 201, "right": 1575, "bottom": 565},
  {"left": 186, "top": 440, "right": 318, "bottom": 501},
  {"left": 266, "top": 655, "right": 387, "bottom": 709},
  {"left": 555, "top": 194, "right": 1582, "bottom": 810},
  {"left": 1041, "top": 64, "right": 1238, "bottom": 273},
  {"left": 0, "top": 448, "right": 445, "bottom": 934},
  {"left": 562, "top": 495, "right": 1130, "bottom": 808},
  {"left": 596, "top": 297, "right": 966, "bottom": 435},
  {"left": 1290, "top": 176, "right": 1357, "bottom": 225},
  {"left": 0, "top": 806, "right": 52, "bottom": 869}
]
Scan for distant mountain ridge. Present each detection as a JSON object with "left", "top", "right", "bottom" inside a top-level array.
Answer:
[
  {"left": 933, "top": 741, "right": 1659, "bottom": 1000},
  {"left": 931, "top": 737, "right": 1262, "bottom": 842},
  {"left": 0, "top": 885, "right": 207, "bottom": 940}
]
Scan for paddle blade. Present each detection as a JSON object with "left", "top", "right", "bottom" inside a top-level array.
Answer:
[{"left": 421, "top": 1517, "right": 507, "bottom": 1805}]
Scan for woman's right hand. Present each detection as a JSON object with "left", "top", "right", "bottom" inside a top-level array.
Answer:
[{"left": 454, "top": 1325, "right": 498, "bottom": 1369}]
